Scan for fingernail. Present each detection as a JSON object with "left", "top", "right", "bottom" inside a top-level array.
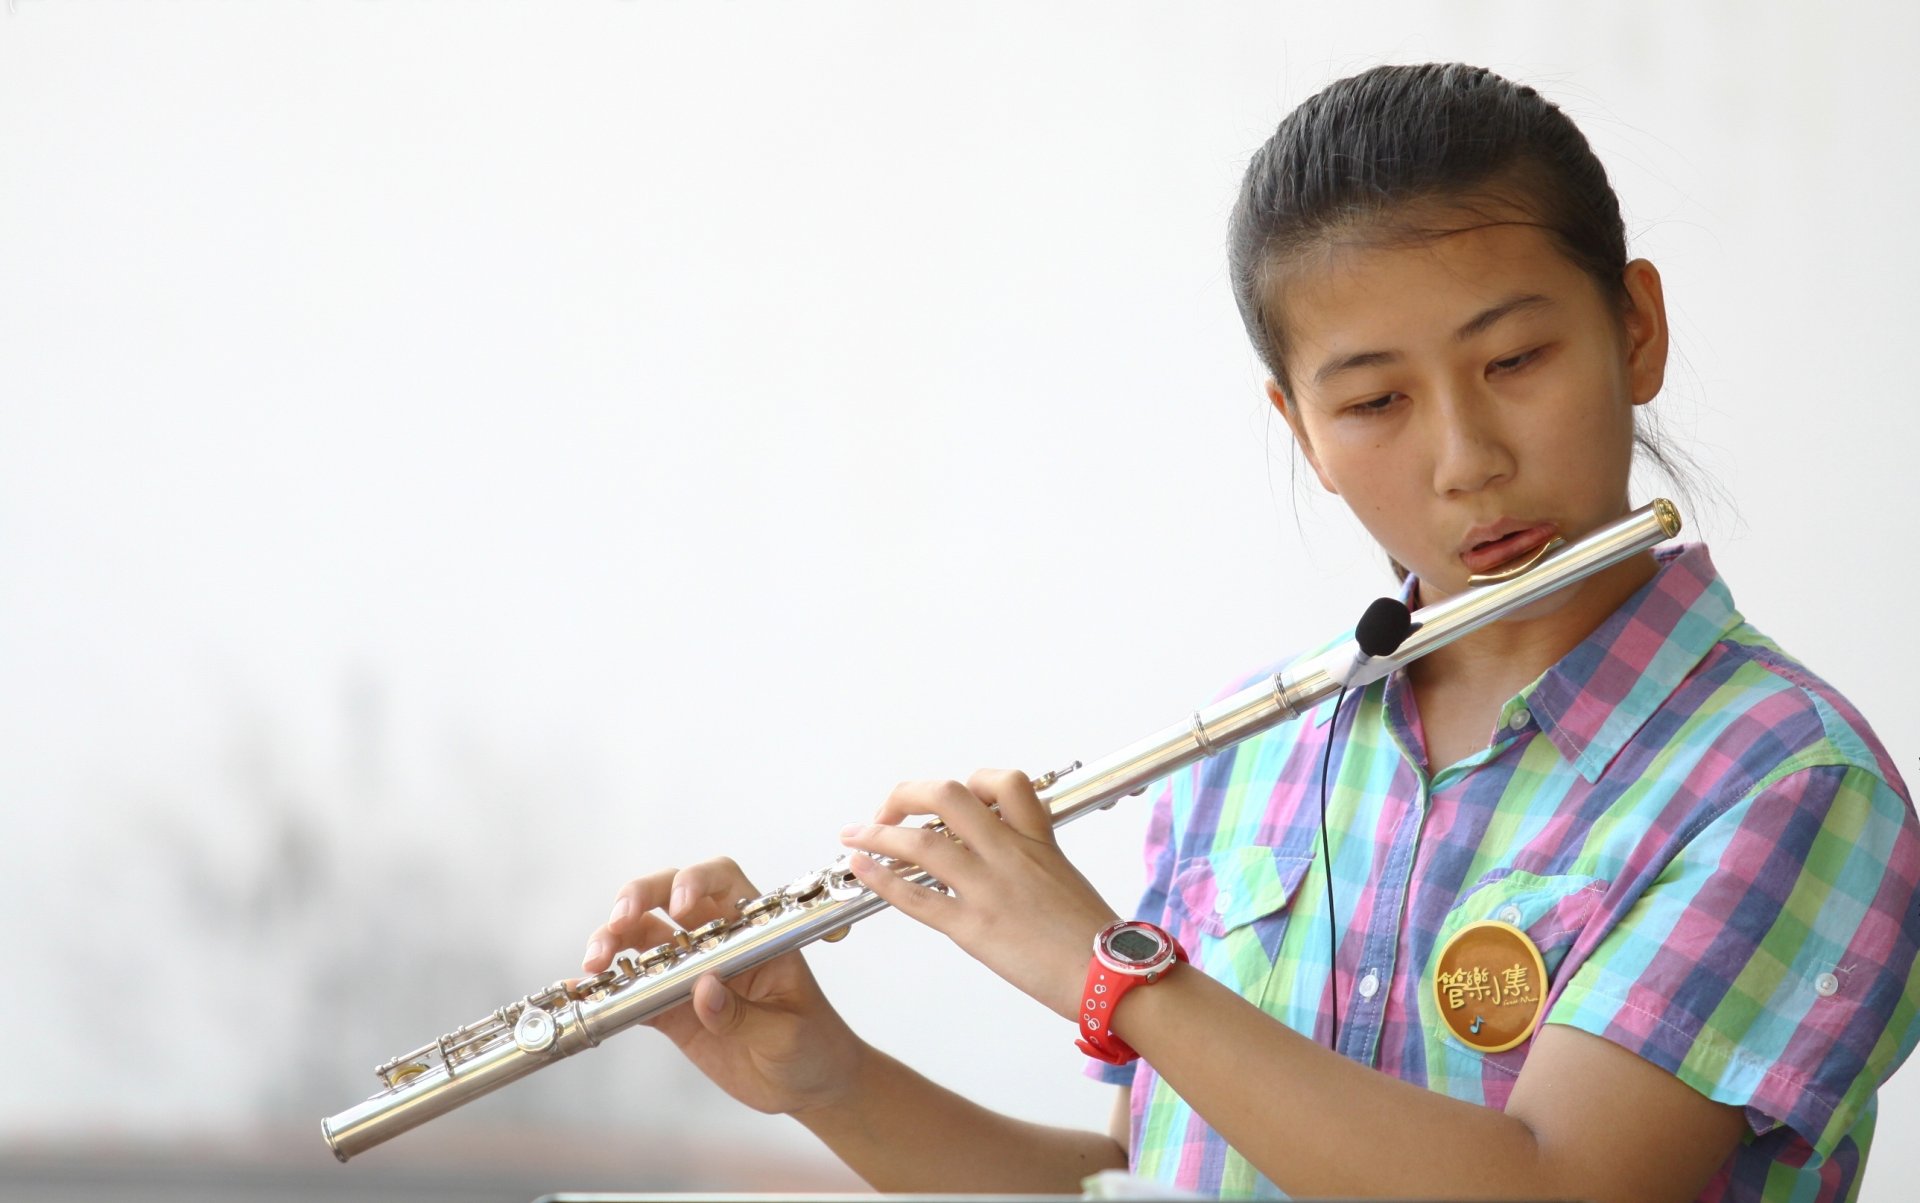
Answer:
[
  {"left": 698, "top": 982, "right": 725, "bottom": 1015},
  {"left": 609, "top": 896, "right": 631, "bottom": 923},
  {"left": 840, "top": 823, "right": 864, "bottom": 839},
  {"left": 669, "top": 886, "right": 688, "bottom": 915},
  {"left": 583, "top": 938, "right": 606, "bottom": 967}
]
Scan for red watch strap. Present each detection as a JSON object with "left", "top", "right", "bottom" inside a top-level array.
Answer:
[
  {"left": 1075, "top": 928, "right": 1186, "bottom": 1066},
  {"left": 1075, "top": 960, "right": 1144, "bottom": 1065}
]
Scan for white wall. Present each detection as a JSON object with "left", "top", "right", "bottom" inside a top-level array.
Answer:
[{"left": 2, "top": 1, "right": 1915, "bottom": 1197}]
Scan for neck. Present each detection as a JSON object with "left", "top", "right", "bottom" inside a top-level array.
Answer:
[{"left": 1407, "top": 551, "right": 1660, "bottom": 698}]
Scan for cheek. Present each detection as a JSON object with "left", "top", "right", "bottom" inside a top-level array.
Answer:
[
  {"left": 1529, "top": 372, "right": 1639, "bottom": 484},
  {"left": 1318, "top": 435, "right": 1413, "bottom": 502}
]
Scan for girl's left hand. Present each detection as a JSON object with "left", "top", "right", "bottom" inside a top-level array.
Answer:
[{"left": 839, "top": 769, "right": 1120, "bottom": 1021}]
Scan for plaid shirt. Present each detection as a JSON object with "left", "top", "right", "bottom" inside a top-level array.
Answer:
[{"left": 1090, "top": 544, "right": 1919, "bottom": 1200}]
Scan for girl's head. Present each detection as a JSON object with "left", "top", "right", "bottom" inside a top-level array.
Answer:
[
  {"left": 1230, "top": 63, "right": 1629, "bottom": 394},
  {"left": 1232, "top": 64, "right": 1675, "bottom": 596}
]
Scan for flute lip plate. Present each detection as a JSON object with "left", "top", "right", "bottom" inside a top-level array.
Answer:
[{"left": 1465, "top": 535, "right": 1566, "bottom": 586}]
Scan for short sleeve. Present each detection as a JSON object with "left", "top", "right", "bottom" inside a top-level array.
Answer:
[
  {"left": 1083, "top": 774, "right": 1180, "bottom": 1088},
  {"left": 1547, "top": 761, "right": 1920, "bottom": 1162}
]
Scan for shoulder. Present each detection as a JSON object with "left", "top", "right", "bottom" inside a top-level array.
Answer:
[
  {"left": 1664, "top": 612, "right": 1907, "bottom": 804},
  {"left": 1547, "top": 591, "right": 1919, "bottom": 1170},
  {"left": 1581, "top": 543, "right": 1908, "bottom": 811}
]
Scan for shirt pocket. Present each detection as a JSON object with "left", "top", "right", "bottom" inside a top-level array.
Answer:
[
  {"left": 1167, "top": 845, "right": 1317, "bottom": 993},
  {"left": 1420, "top": 869, "right": 1610, "bottom": 1084}
]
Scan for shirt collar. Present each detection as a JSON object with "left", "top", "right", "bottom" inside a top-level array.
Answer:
[
  {"left": 1387, "top": 543, "right": 1740, "bottom": 781},
  {"left": 1512, "top": 543, "right": 1738, "bottom": 781}
]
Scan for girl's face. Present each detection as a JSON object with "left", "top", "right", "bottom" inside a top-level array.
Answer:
[{"left": 1270, "top": 215, "right": 1668, "bottom": 604}]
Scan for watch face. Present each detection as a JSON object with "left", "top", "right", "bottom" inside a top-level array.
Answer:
[
  {"left": 1095, "top": 920, "right": 1178, "bottom": 976},
  {"left": 1109, "top": 927, "right": 1162, "bottom": 964}
]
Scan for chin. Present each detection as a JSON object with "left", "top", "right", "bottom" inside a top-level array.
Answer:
[
  {"left": 1413, "top": 564, "right": 1585, "bottom": 622},
  {"left": 1496, "top": 587, "right": 1584, "bottom": 624}
]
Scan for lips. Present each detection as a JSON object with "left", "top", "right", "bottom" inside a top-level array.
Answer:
[{"left": 1459, "top": 521, "right": 1558, "bottom": 574}]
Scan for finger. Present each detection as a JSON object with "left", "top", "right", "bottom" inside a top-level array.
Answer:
[
  {"left": 584, "top": 901, "right": 693, "bottom": 973},
  {"left": 583, "top": 910, "right": 680, "bottom": 972},
  {"left": 585, "top": 868, "right": 678, "bottom": 971},
  {"left": 668, "top": 856, "right": 763, "bottom": 929},
  {"left": 686, "top": 972, "right": 810, "bottom": 1055},
  {"left": 874, "top": 778, "right": 1002, "bottom": 848},
  {"left": 839, "top": 821, "right": 972, "bottom": 886},
  {"left": 691, "top": 972, "right": 742, "bottom": 1034},
  {"left": 967, "top": 767, "right": 1056, "bottom": 843},
  {"left": 848, "top": 851, "right": 959, "bottom": 931}
]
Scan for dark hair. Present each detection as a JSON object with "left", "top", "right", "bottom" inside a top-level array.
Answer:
[
  {"left": 1229, "top": 63, "right": 1627, "bottom": 395},
  {"left": 1232, "top": 63, "right": 1712, "bottom": 542}
]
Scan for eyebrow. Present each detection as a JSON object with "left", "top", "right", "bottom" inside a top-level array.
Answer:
[{"left": 1309, "top": 293, "right": 1556, "bottom": 388}]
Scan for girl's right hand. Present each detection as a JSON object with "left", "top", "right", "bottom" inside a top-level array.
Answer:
[{"left": 580, "top": 856, "right": 868, "bottom": 1118}]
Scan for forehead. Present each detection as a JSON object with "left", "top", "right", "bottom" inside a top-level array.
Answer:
[{"left": 1277, "top": 221, "right": 1596, "bottom": 369}]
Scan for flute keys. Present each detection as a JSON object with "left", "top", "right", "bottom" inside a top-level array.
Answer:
[
  {"left": 826, "top": 853, "right": 858, "bottom": 891},
  {"left": 635, "top": 944, "right": 677, "bottom": 975},
  {"left": 611, "top": 948, "right": 644, "bottom": 979},
  {"left": 572, "top": 967, "right": 619, "bottom": 997},
  {"left": 512, "top": 1007, "right": 558, "bottom": 1054},
  {"left": 825, "top": 853, "right": 873, "bottom": 902},
  {"left": 737, "top": 893, "right": 784, "bottom": 925},
  {"left": 784, "top": 871, "right": 827, "bottom": 905},
  {"left": 687, "top": 918, "right": 731, "bottom": 952},
  {"left": 1029, "top": 760, "right": 1083, "bottom": 792},
  {"left": 380, "top": 1060, "right": 431, "bottom": 1089}
]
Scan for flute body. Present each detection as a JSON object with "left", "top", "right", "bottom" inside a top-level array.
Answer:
[{"left": 322, "top": 499, "right": 1682, "bottom": 1162}]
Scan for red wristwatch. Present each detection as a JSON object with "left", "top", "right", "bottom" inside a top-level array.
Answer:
[{"left": 1075, "top": 919, "right": 1185, "bottom": 1065}]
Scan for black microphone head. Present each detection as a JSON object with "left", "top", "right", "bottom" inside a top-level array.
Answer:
[{"left": 1355, "top": 597, "right": 1415, "bottom": 657}]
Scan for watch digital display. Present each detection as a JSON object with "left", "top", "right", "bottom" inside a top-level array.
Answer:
[{"left": 1110, "top": 928, "right": 1161, "bottom": 962}]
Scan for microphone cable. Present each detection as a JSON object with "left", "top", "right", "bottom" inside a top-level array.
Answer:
[
  {"left": 1317, "top": 683, "right": 1352, "bottom": 1053},
  {"left": 1318, "top": 597, "right": 1418, "bottom": 1055}
]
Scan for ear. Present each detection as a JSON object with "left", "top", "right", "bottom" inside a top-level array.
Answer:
[
  {"left": 1265, "top": 378, "right": 1339, "bottom": 494},
  {"left": 1619, "top": 259, "right": 1669, "bottom": 407}
]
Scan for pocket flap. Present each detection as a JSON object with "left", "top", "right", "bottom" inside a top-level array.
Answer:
[{"left": 1174, "top": 845, "right": 1317, "bottom": 938}]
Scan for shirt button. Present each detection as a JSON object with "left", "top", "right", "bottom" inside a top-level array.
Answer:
[
  {"left": 1508, "top": 708, "right": 1531, "bottom": 731},
  {"left": 1214, "top": 892, "right": 1233, "bottom": 915},
  {"left": 1815, "top": 972, "right": 1840, "bottom": 997},
  {"left": 1497, "top": 904, "right": 1524, "bottom": 926},
  {"left": 1358, "top": 971, "right": 1380, "bottom": 999}
]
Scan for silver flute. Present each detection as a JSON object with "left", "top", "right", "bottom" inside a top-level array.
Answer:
[{"left": 323, "top": 499, "right": 1681, "bottom": 1162}]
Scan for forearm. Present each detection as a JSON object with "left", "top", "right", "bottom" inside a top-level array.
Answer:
[
  {"left": 793, "top": 1041, "right": 1127, "bottom": 1194},
  {"left": 1118, "top": 970, "right": 1551, "bottom": 1199}
]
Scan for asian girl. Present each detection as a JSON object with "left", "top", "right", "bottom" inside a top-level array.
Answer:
[{"left": 581, "top": 63, "right": 1918, "bottom": 1202}]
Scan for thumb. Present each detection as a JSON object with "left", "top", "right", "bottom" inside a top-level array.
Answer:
[{"left": 693, "top": 972, "right": 749, "bottom": 1036}]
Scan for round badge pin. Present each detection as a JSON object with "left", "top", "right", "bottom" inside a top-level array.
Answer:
[{"left": 1431, "top": 919, "right": 1549, "bottom": 1054}]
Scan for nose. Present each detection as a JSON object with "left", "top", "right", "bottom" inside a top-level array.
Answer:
[{"left": 1429, "top": 388, "right": 1516, "bottom": 497}]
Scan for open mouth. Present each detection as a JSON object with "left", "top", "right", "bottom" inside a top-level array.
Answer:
[{"left": 1461, "top": 524, "right": 1558, "bottom": 575}]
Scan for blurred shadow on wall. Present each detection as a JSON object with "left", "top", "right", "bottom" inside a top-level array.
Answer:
[{"left": 11, "top": 672, "right": 860, "bottom": 1199}]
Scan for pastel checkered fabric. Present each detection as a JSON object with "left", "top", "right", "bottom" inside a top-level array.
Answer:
[{"left": 1089, "top": 544, "right": 1919, "bottom": 1201}]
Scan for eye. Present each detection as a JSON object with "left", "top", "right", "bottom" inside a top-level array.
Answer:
[
  {"left": 1489, "top": 347, "right": 1542, "bottom": 375},
  {"left": 1347, "top": 393, "right": 1401, "bottom": 417}
]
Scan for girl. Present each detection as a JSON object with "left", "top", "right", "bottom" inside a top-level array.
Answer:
[{"left": 581, "top": 64, "right": 1918, "bottom": 1201}]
